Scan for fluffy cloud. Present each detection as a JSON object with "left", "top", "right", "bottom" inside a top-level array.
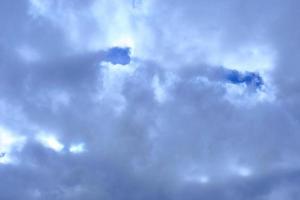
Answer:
[{"left": 0, "top": 0, "right": 300, "bottom": 199}]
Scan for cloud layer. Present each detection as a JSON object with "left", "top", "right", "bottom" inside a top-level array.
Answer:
[{"left": 1, "top": 0, "right": 300, "bottom": 199}]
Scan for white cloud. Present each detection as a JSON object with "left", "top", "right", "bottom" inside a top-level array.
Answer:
[
  {"left": 36, "top": 133, "right": 64, "bottom": 152},
  {"left": 223, "top": 82, "right": 276, "bottom": 106},
  {"left": 69, "top": 143, "right": 86, "bottom": 154},
  {"left": 0, "top": 126, "right": 27, "bottom": 164}
]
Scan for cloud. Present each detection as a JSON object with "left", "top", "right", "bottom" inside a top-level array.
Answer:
[
  {"left": 0, "top": 126, "right": 27, "bottom": 164},
  {"left": 0, "top": 0, "right": 300, "bottom": 199},
  {"left": 36, "top": 133, "right": 64, "bottom": 152}
]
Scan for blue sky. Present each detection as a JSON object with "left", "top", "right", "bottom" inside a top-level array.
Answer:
[{"left": 0, "top": 0, "right": 300, "bottom": 199}]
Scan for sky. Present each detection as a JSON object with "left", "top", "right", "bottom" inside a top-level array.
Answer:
[{"left": 0, "top": 0, "right": 300, "bottom": 199}]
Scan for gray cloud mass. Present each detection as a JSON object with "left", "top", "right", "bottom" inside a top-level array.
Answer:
[{"left": 0, "top": 0, "right": 300, "bottom": 199}]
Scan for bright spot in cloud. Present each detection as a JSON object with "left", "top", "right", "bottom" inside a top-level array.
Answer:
[
  {"left": 210, "top": 45, "right": 276, "bottom": 73},
  {"left": 0, "top": 127, "right": 27, "bottom": 164},
  {"left": 238, "top": 167, "right": 252, "bottom": 177},
  {"left": 184, "top": 172, "right": 211, "bottom": 184},
  {"left": 229, "top": 165, "right": 253, "bottom": 177},
  {"left": 112, "top": 37, "right": 135, "bottom": 49},
  {"left": 69, "top": 143, "right": 85, "bottom": 154},
  {"left": 152, "top": 75, "right": 167, "bottom": 103},
  {"left": 17, "top": 45, "right": 41, "bottom": 63},
  {"left": 36, "top": 133, "right": 64, "bottom": 152},
  {"left": 198, "top": 175, "right": 210, "bottom": 184},
  {"left": 109, "top": 35, "right": 136, "bottom": 56}
]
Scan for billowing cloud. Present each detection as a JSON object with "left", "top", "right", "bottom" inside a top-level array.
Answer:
[{"left": 0, "top": 0, "right": 300, "bottom": 199}]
